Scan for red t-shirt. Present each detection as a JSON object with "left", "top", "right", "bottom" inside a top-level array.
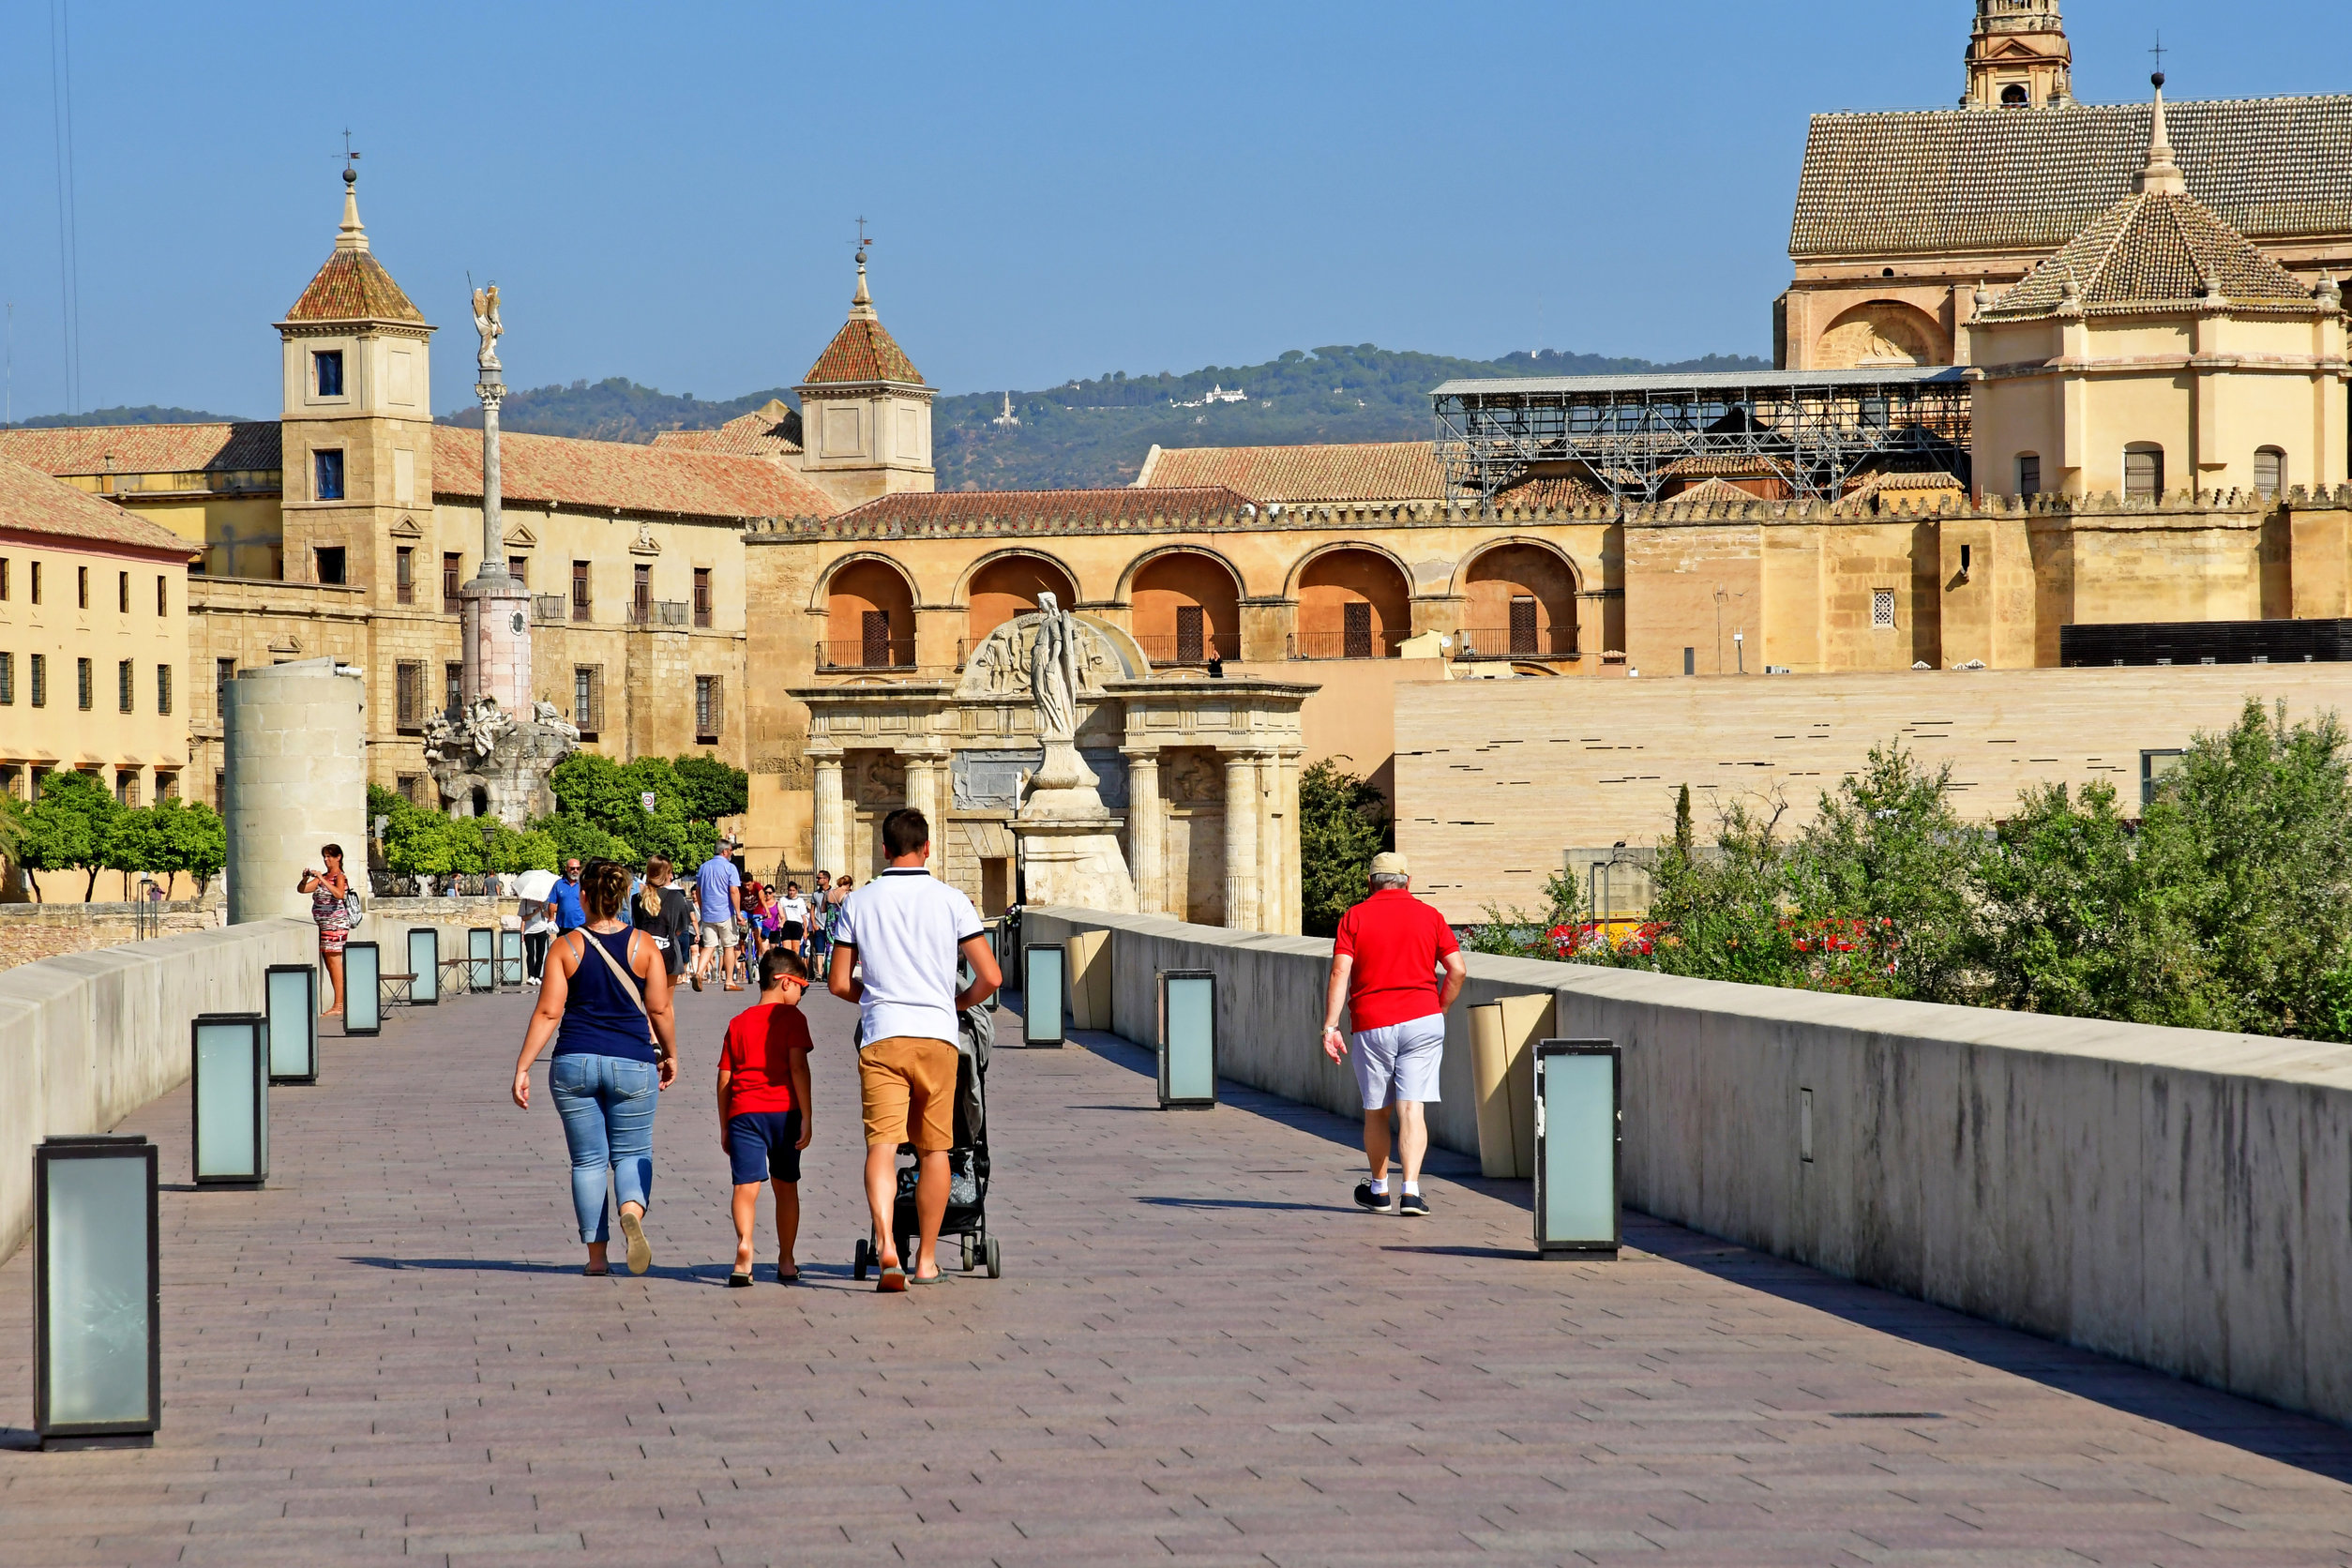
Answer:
[
  {"left": 1333, "top": 888, "right": 1462, "bottom": 1031},
  {"left": 719, "top": 1002, "right": 812, "bottom": 1118}
]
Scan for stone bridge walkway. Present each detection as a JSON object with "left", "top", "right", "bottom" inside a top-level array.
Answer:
[{"left": 3, "top": 981, "right": 2351, "bottom": 1567}]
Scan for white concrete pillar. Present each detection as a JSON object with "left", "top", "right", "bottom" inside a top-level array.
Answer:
[
  {"left": 1223, "top": 751, "right": 1259, "bottom": 931},
  {"left": 1256, "top": 753, "right": 1281, "bottom": 936},
  {"left": 223, "top": 656, "right": 367, "bottom": 926},
  {"left": 811, "top": 753, "right": 844, "bottom": 879},
  {"left": 1124, "top": 747, "right": 1162, "bottom": 914}
]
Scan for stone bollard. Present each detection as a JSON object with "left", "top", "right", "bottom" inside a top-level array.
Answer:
[{"left": 223, "top": 657, "right": 367, "bottom": 926}]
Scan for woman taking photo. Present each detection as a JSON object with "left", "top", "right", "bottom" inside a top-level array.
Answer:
[
  {"left": 634, "top": 857, "right": 693, "bottom": 982},
  {"left": 296, "top": 845, "right": 356, "bottom": 1018},
  {"left": 511, "top": 859, "right": 679, "bottom": 1275}
]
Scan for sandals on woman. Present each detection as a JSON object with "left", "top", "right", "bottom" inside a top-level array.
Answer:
[
  {"left": 617, "top": 1209, "right": 652, "bottom": 1275},
  {"left": 876, "top": 1262, "right": 908, "bottom": 1292}
]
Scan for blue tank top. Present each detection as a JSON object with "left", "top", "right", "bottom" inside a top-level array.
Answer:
[{"left": 552, "top": 927, "right": 658, "bottom": 1063}]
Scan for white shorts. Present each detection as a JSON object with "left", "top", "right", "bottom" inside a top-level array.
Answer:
[{"left": 1350, "top": 1014, "right": 1446, "bottom": 1108}]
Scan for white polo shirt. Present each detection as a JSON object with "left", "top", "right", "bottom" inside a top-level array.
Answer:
[{"left": 832, "top": 867, "right": 985, "bottom": 1047}]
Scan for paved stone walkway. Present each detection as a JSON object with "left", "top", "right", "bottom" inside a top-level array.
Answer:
[{"left": 3, "top": 979, "right": 2352, "bottom": 1567}]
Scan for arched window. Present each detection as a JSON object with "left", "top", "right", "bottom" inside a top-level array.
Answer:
[
  {"left": 1459, "top": 543, "right": 1577, "bottom": 660},
  {"left": 1130, "top": 551, "right": 1240, "bottom": 666},
  {"left": 2255, "top": 446, "right": 2286, "bottom": 497},
  {"left": 824, "top": 560, "right": 915, "bottom": 669},
  {"left": 2015, "top": 453, "right": 2042, "bottom": 498},
  {"left": 2124, "top": 443, "right": 2164, "bottom": 501},
  {"left": 1294, "top": 549, "right": 1410, "bottom": 659},
  {"left": 2000, "top": 83, "right": 2030, "bottom": 106},
  {"left": 967, "top": 553, "right": 1078, "bottom": 650}
]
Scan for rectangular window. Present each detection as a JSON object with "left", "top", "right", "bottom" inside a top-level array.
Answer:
[
  {"left": 30, "top": 654, "right": 47, "bottom": 707},
  {"left": 396, "top": 660, "right": 426, "bottom": 731},
  {"left": 2255, "top": 446, "right": 2285, "bottom": 496},
  {"left": 633, "top": 563, "right": 652, "bottom": 624},
  {"left": 314, "top": 448, "right": 345, "bottom": 502},
  {"left": 2124, "top": 445, "right": 2164, "bottom": 500},
  {"left": 572, "top": 665, "right": 604, "bottom": 737},
  {"left": 1175, "top": 604, "right": 1204, "bottom": 664},
  {"left": 1872, "top": 589, "right": 1896, "bottom": 630},
  {"left": 1, "top": 558, "right": 9, "bottom": 599},
  {"left": 216, "top": 657, "right": 235, "bottom": 713},
  {"left": 30, "top": 561, "right": 41, "bottom": 604},
  {"left": 316, "top": 546, "right": 346, "bottom": 585},
  {"left": 158, "top": 772, "right": 178, "bottom": 802},
  {"left": 445, "top": 662, "right": 463, "bottom": 715},
  {"left": 693, "top": 567, "right": 712, "bottom": 627},
  {"left": 156, "top": 663, "right": 172, "bottom": 716},
  {"left": 314, "top": 349, "right": 344, "bottom": 398},
  {"left": 1683, "top": 645, "right": 1696, "bottom": 676},
  {"left": 862, "top": 609, "right": 892, "bottom": 668},
  {"left": 77, "top": 657, "right": 93, "bottom": 711},
  {"left": 117, "top": 571, "right": 129, "bottom": 613},
  {"left": 118, "top": 658, "right": 134, "bottom": 713},
  {"left": 214, "top": 770, "right": 225, "bottom": 807},
  {"left": 116, "top": 771, "right": 139, "bottom": 808},
  {"left": 78, "top": 565, "right": 89, "bottom": 610},
  {"left": 395, "top": 546, "right": 415, "bottom": 605},
  {"left": 443, "top": 552, "right": 463, "bottom": 613},
  {"left": 2016, "top": 453, "right": 2041, "bottom": 497},
  {"left": 508, "top": 555, "right": 527, "bottom": 586},
  {"left": 397, "top": 774, "right": 424, "bottom": 805},
  {"left": 571, "top": 560, "right": 591, "bottom": 622},
  {"left": 2141, "top": 748, "right": 2186, "bottom": 809},
  {"left": 1510, "top": 595, "right": 1538, "bottom": 656},
  {"left": 156, "top": 574, "right": 167, "bottom": 615},
  {"left": 695, "top": 675, "right": 722, "bottom": 742},
  {"left": 0, "top": 651, "right": 12, "bottom": 704},
  {"left": 1343, "top": 600, "right": 1373, "bottom": 659}
]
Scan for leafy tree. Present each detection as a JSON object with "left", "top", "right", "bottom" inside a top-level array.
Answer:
[
  {"left": 487, "top": 822, "right": 561, "bottom": 875},
  {"left": 381, "top": 803, "right": 484, "bottom": 877},
  {"left": 1298, "top": 760, "right": 1391, "bottom": 938},
  {"left": 167, "top": 800, "right": 228, "bottom": 897},
  {"left": 670, "top": 753, "right": 748, "bottom": 823},
  {"left": 19, "top": 770, "right": 121, "bottom": 900},
  {"left": 1787, "top": 742, "right": 1981, "bottom": 1003},
  {"left": 530, "top": 810, "right": 636, "bottom": 869},
  {"left": 1973, "top": 781, "right": 2160, "bottom": 1021}
]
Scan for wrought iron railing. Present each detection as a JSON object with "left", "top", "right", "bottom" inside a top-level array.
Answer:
[
  {"left": 654, "top": 599, "right": 689, "bottom": 626},
  {"left": 1450, "top": 626, "right": 1579, "bottom": 661},
  {"left": 1132, "top": 631, "right": 1241, "bottom": 667},
  {"left": 819, "top": 638, "right": 918, "bottom": 671},
  {"left": 1287, "top": 628, "right": 1405, "bottom": 660},
  {"left": 532, "top": 594, "right": 568, "bottom": 622}
]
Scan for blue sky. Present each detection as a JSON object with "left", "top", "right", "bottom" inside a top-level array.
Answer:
[{"left": 0, "top": 2, "right": 2329, "bottom": 421}]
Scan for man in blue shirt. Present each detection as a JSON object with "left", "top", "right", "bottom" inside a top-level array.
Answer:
[
  {"left": 693, "top": 838, "right": 745, "bottom": 992},
  {"left": 550, "top": 858, "right": 588, "bottom": 933}
]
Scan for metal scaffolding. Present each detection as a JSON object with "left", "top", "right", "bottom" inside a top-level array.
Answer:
[{"left": 1430, "top": 367, "right": 1972, "bottom": 504}]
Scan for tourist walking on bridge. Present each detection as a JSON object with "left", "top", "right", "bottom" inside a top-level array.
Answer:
[
  {"left": 512, "top": 858, "right": 679, "bottom": 1275},
  {"left": 1321, "top": 852, "right": 1466, "bottom": 1217}
]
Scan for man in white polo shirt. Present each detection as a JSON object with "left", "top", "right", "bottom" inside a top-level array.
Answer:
[{"left": 828, "top": 807, "right": 1001, "bottom": 1291}]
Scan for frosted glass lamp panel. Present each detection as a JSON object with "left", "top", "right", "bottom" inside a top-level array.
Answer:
[
  {"left": 409, "top": 928, "right": 439, "bottom": 1004},
  {"left": 1541, "top": 1054, "right": 1615, "bottom": 1245},
  {"left": 345, "top": 942, "right": 381, "bottom": 1033},
  {"left": 266, "top": 968, "right": 313, "bottom": 1079},
  {"left": 1164, "top": 976, "right": 1214, "bottom": 1102},
  {"left": 1025, "top": 947, "right": 1064, "bottom": 1044},
  {"left": 193, "top": 1021, "right": 259, "bottom": 1180},
  {"left": 42, "top": 1157, "right": 153, "bottom": 1425}
]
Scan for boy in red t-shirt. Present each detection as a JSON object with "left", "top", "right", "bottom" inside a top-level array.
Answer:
[{"left": 717, "top": 948, "right": 816, "bottom": 1285}]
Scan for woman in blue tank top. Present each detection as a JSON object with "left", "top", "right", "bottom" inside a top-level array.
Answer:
[{"left": 511, "top": 859, "right": 679, "bottom": 1274}]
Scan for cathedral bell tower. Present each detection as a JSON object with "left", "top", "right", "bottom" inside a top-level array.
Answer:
[
  {"left": 1964, "top": 0, "right": 2073, "bottom": 110},
  {"left": 793, "top": 238, "right": 935, "bottom": 509}
]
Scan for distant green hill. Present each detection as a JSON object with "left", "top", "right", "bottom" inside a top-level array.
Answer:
[
  {"left": 4, "top": 404, "right": 250, "bottom": 430},
  {"left": 442, "top": 344, "right": 1768, "bottom": 491}
]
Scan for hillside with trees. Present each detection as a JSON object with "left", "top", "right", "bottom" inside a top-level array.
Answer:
[{"left": 439, "top": 343, "right": 1768, "bottom": 492}]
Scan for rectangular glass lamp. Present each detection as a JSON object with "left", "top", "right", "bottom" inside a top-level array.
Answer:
[
  {"left": 264, "top": 963, "right": 318, "bottom": 1084},
  {"left": 408, "top": 927, "right": 440, "bottom": 1006},
  {"left": 1022, "top": 943, "right": 1065, "bottom": 1048},
  {"left": 342, "top": 941, "right": 382, "bottom": 1036},
  {"left": 1157, "top": 970, "right": 1216, "bottom": 1109},
  {"left": 498, "top": 928, "right": 524, "bottom": 988},
  {"left": 35, "top": 1135, "right": 159, "bottom": 1448},
  {"left": 1532, "top": 1039, "right": 1620, "bottom": 1256},
  {"left": 468, "top": 927, "right": 495, "bottom": 993},
  {"left": 192, "top": 1012, "right": 267, "bottom": 1185}
]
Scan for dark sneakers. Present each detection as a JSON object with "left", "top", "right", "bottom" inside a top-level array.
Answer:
[
  {"left": 1397, "top": 1192, "right": 1430, "bottom": 1218},
  {"left": 1353, "top": 1182, "right": 1387, "bottom": 1212}
]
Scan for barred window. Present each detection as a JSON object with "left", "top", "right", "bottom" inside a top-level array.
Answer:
[
  {"left": 158, "top": 772, "right": 179, "bottom": 802},
  {"left": 31, "top": 653, "right": 48, "bottom": 707},
  {"left": 78, "top": 657, "right": 93, "bottom": 711},
  {"left": 216, "top": 657, "right": 235, "bottom": 715},
  {"left": 2255, "top": 446, "right": 2286, "bottom": 496},
  {"left": 78, "top": 565, "right": 89, "bottom": 609},
  {"left": 156, "top": 575, "right": 167, "bottom": 615},
  {"left": 572, "top": 665, "right": 604, "bottom": 737},
  {"left": 157, "top": 663, "right": 173, "bottom": 716},
  {"left": 119, "top": 658, "right": 135, "bottom": 713},
  {"left": 115, "top": 770, "right": 139, "bottom": 807},
  {"left": 117, "top": 571, "right": 129, "bottom": 612},
  {"left": 0, "top": 651, "right": 12, "bottom": 704},
  {"left": 396, "top": 661, "right": 427, "bottom": 731},
  {"left": 2124, "top": 443, "right": 2164, "bottom": 500},
  {"left": 695, "top": 675, "right": 722, "bottom": 742},
  {"left": 445, "top": 662, "right": 463, "bottom": 714},
  {"left": 1872, "top": 589, "right": 1896, "bottom": 630}
]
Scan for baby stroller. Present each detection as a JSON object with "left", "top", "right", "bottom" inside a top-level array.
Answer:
[{"left": 853, "top": 986, "right": 1002, "bottom": 1279}]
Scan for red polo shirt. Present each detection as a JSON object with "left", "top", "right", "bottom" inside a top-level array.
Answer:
[{"left": 1333, "top": 888, "right": 1461, "bottom": 1031}]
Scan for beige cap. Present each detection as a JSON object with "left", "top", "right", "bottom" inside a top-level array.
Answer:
[{"left": 1368, "top": 852, "right": 1409, "bottom": 878}]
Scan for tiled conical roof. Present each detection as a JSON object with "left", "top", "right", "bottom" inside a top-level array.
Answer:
[
  {"left": 800, "top": 249, "right": 924, "bottom": 386},
  {"left": 280, "top": 175, "right": 427, "bottom": 325}
]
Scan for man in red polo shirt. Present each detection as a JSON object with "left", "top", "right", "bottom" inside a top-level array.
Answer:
[{"left": 1321, "top": 852, "right": 1467, "bottom": 1217}]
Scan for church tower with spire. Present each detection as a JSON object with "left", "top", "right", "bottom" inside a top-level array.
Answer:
[
  {"left": 793, "top": 239, "right": 935, "bottom": 508},
  {"left": 274, "top": 159, "right": 434, "bottom": 596},
  {"left": 1964, "top": 0, "right": 2073, "bottom": 109}
]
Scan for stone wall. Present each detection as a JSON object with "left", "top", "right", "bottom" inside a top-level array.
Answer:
[
  {"left": 1022, "top": 905, "right": 2352, "bottom": 1430},
  {"left": 0, "top": 901, "right": 226, "bottom": 972}
]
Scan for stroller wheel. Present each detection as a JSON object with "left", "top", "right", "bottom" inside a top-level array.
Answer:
[
  {"left": 986, "top": 1236, "right": 1003, "bottom": 1278},
  {"left": 853, "top": 1238, "right": 871, "bottom": 1281},
  {"left": 961, "top": 1237, "right": 976, "bottom": 1272}
]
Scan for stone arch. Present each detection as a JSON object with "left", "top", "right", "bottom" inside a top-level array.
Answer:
[
  {"left": 1123, "top": 548, "right": 1243, "bottom": 665},
  {"left": 963, "top": 550, "right": 1079, "bottom": 649},
  {"left": 821, "top": 556, "right": 916, "bottom": 669},
  {"left": 1813, "top": 300, "right": 1946, "bottom": 369},
  {"left": 1454, "top": 538, "right": 1581, "bottom": 660},
  {"left": 1292, "top": 544, "right": 1412, "bottom": 659}
]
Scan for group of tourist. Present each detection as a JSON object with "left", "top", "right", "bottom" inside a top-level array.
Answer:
[{"left": 500, "top": 807, "right": 1000, "bottom": 1289}]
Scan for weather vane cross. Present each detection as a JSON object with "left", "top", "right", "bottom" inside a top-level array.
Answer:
[
  {"left": 2149, "top": 32, "right": 2166, "bottom": 77},
  {"left": 855, "top": 216, "right": 871, "bottom": 251},
  {"left": 339, "top": 129, "right": 361, "bottom": 178}
]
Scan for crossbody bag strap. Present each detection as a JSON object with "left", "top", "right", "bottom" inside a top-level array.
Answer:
[{"left": 572, "top": 928, "right": 656, "bottom": 1040}]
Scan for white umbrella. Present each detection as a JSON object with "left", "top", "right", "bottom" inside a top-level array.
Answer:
[{"left": 512, "top": 868, "right": 558, "bottom": 902}]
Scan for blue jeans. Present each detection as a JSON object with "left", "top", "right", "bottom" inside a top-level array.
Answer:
[{"left": 549, "top": 1053, "right": 659, "bottom": 1244}]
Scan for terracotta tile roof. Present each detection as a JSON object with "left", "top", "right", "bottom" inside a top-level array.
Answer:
[
  {"left": 0, "top": 455, "right": 202, "bottom": 557},
  {"left": 1667, "top": 477, "right": 1772, "bottom": 506},
  {"left": 283, "top": 249, "right": 426, "bottom": 324},
  {"left": 1849, "top": 470, "right": 1966, "bottom": 493},
  {"left": 1490, "top": 472, "right": 1605, "bottom": 507},
  {"left": 1134, "top": 441, "right": 1447, "bottom": 503},
  {"left": 802, "top": 317, "right": 925, "bottom": 386},
  {"left": 1792, "top": 97, "right": 2352, "bottom": 260},
  {"left": 1984, "top": 190, "right": 2320, "bottom": 317},
  {"left": 831, "top": 486, "right": 1255, "bottom": 531},
  {"left": 430, "top": 427, "right": 839, "bottom": 520},
  {"left": 647, "top": 400, "right": 802, "bottom": 459},
  {"left": 1659, "top": 453, "right": 1784, "bottom": 479},
  {"left": 0, "top": 421, "right": 281, "bottom": 476}
]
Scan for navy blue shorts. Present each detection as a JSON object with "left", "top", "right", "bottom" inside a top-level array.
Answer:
[{"left": 727, "top": 1110, "right": 803, "bottom": 1185}]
